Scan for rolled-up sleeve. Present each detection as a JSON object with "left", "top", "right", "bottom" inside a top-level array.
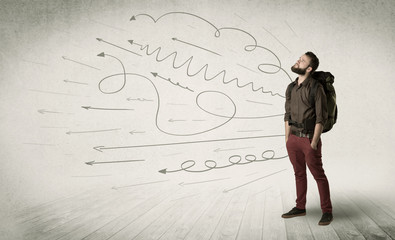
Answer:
[
  {"left": 315, "top": 85, "right": 328, "bottom": 126},
  {"left": 284, "top": 84, "right": 292, "bottom": 122}
]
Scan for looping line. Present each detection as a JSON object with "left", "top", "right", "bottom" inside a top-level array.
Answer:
[{"left": 168, "top": 150, "right": 287, "bottom": 173}]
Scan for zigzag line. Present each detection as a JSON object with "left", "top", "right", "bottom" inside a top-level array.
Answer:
[{"left": 138, "top": 43, "right": 286, "bottom": 97}]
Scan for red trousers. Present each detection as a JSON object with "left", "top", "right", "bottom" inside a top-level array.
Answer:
[{"left": 286, "top": 134, "right": 332, "bottom": 213}]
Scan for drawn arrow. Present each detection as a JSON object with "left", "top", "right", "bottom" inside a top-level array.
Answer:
[
  {"left": 85, "top": 159, "right": 145, "bottom": 165},
  {"left": 172, "top": 37, "right": 221, "bottom": 56},
  {"left": 168, "top": 119, "right": 187, "bottom": 122},
  {"left": 151, "top": 72, "right": 169, "bottom": 81},
  {"left": 179, "top": 177, "right": 230, "bottom": 186},
  {"left": 29, "top": 89, "right": 81, "bottom": 97},
  {"left": 66, "top": 128, "right": 121, "bottom": 135},
  {"left": 129, "top": 130, "right": 145, "bottom": 135},
  {"left": 63, "top": 79, "right": 88, "bottom": 85},
  {"left": 126, "top": 97, "right": 153, "bottom": 102},
  {"left": 129, "top": 12, "right": 220, "bottom": 33},
  {"left": 62, "top": 56, "right": 100, "bottom": 70},
  {"left": 112, "top": 180, "right": 169, "bottom": 190},
  {"left": 237, "top": 130, "right": 265, "bottom": 133},
  {"left": 213, "top": 147, "right": 254, "bottom": 152},
  {"left": 96, "top": 38, "right": 142, "bottom": 56},
  {"left": 151, "top": 72, "right": 194, "bottom": 92},
  {"left": 37, "top": 109, "right": 70, "bottom": 114},
  {"left": 128, "top": 40, "right": 143, "bottom": 47},
  {"left": 223, "top": 169, "right": 287, "bottom": 193},
  {"left": 97, "top": 52, "right": 127, "bottom": 94},
  {"left": 81, "top": 106, "right": 134, "bottom": 111},
  {"left": 246, "top": 100, "right": 273, "bottom": 105},
  {"left": 94, "top": 134, "right": 284, "bottom": 152}
]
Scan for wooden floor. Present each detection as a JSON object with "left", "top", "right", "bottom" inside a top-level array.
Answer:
[{"left": 11, "top": 177, "right": 395, "bottom": 240}]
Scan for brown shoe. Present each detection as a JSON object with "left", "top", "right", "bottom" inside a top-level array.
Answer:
[
  {"left": 318, "top": 212, "right": 333, "bottom": 225},
  {"left": 282, "top": 207, "right": 306, "bottom": 218}
]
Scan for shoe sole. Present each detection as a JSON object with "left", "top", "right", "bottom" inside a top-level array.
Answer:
[
  {"left": 319, "top": 218, "right": 333, "bottom": 226},
  {"left": 281, "top": 212, "right": 306, "bottom": 218}
]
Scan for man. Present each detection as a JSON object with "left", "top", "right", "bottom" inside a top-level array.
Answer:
[{"left": 282, "top": 52, "right": 333, "bottom": 225}]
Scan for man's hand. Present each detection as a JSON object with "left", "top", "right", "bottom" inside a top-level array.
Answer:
[{"left": 311, "top": 141, "right": 318, "bottom": 150}]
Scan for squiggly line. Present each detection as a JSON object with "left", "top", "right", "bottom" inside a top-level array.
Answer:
[
  {"left": 132, "top": 12, "right": 220, "bottom": 34},
  {"left": 130, "top": 12, "right": 292, "bottom": 97},
  {"left": 135, "top": 43, "right": 288, "bottom": 97},
  {"left": 159, "top": 150, "right": 288, "bottom": 174},
  {"left": 97, "top": 72, "right": 235, "bottom": 136}
]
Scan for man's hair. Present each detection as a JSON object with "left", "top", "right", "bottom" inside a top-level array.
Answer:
[{"left": 305, "top": 51, "right": 319, "bottom": 73}]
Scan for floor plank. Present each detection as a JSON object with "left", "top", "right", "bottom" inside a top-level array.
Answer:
[
  {"left": 13, "top": 179, "right": 395, "bottom": 240},
  {"left": 336, "top": 190, "right": 392, "bottom": 240}
]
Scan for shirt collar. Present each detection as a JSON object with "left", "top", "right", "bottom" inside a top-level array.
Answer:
[{"left": 295, "top": 75, "right": 313, "bottom": 87}]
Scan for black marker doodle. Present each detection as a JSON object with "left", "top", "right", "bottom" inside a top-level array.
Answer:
[{"left": 158, "top": 150, "right": 287, "bottom": 174}]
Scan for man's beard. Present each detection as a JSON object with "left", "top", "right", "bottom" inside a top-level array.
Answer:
[{"left": 291, "top": 65, "right": 308, "bottom": 75}]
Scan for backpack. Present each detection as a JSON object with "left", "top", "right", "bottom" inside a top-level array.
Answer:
[{"left": 287, "top": 71, "right": 337, "bottom": 133}]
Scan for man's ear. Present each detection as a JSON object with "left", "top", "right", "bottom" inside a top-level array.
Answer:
[{"left": 306, "top": 66, "right": 313, "bottom": 73}]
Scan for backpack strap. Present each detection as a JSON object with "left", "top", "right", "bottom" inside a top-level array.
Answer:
[{"left": 309, "top": 79, "right": 319, "bottom": 108}]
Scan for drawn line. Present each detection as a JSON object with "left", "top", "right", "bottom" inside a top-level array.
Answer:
[
  {"left": 29, "top": 89, "right": 81, "bottom": 97},
  {"left": 172, "top": 37, "right": 221, "bottom": 56},
  {"left": 237, "top": 63, "right": 259, "bottom": 73},
  {"left": 262, "top": 26, "right": 291, "bottom": 53},
  {"left": 159, "top": 150, "right": 288, "bottom": 174},
  {"left": 179, "top": 177, "right": 230, "bottom": 186},
  {"left": 223, "top": 169, "right": 286, "bottom": 192},
  {"left": 246, "top": 100, "right": 273, "bottom": 105},
  {"left": 96, "top": 38, "right": 141, "bottom": 57},
  {"left": 94, "top": 134, "right": 284, "bottom": 152},
  {"left": 82, "top": 106, "right": 133, "bottom": 111},
  {"left": 112, "top": 180, "right": 169, "bottom": 190},
  {"left": 23, "top": 143, "right": 56, "bottom": 146},
  {"left": 62, "top": 56, "right": 100, "bottom": 70},
  {"left": 66, "top": 128, "right": 121, "bottom": 135},
  {"left": 85, "top": 159, "right": 145, "bottom": 165}
]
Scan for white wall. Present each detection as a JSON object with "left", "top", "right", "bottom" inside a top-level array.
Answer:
[{"left": 1, "top": 0, "right": 394, "bottom": 220}]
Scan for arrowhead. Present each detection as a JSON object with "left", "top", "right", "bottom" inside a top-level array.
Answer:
[
  {"left": 151, "top": 72, "right": 158, "bottom": 77},
  {"left": 81, "top": 106, "right": 91, "bottom": 110},
  {"left": 130, "top": 16, "right": 136, "bottom": 21},
  {"left": 97, "top": 52, "right": 105, "bottom": 57},
  {"left": 128, "top": 40, "right": 134, "bottom": 45},
  {"left": 93, "top": 146, "right": 104, "bottom": 152},
  {"left": 66, "top": 131, "right": 72, "bottom": 135},
  {"left": 179, "top": 182, "right": 184, "bottom": 187},
  {"left": 63, "top": 79, "right": 69, "bottom": 83},
  {"left": 223, "top": 189, "right": 229, "bottom": 193},
  {"left": 85, "top": 161, "right": 95, "bottom": 166},
  {"left": 172, "top": 37, "right": 177, "bottom": 41},
  {"left": 214, "top": 148, "right": 220, "bottom": 152},
  {"left": 159, "top": 169, "right": 167, "bottom": 174},
  {"left": 38, "top": 109, "right": 45, "bottom": 114},
  {"left": 96, "top": 38, "right": 102, "bottom": 41},
  {"left": 61, "top": 56, "right": 67, "bottom": 60},
  {"left": 168, "top": 119, "right": 173, "bottom": 122},
  {"left": 129, "top": 130, "right": 135, "bottom": 135},
  {"left": 111, "top": 186, "right": 118, "bottom": 190}
]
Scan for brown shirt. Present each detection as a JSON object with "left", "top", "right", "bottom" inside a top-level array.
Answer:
[{"left": 284, "top": 76, "right": 328, "bottom": 133}]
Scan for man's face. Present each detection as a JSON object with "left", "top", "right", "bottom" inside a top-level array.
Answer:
[{"left": 291, "top": 54, "right": 311, "bottom": 75}]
